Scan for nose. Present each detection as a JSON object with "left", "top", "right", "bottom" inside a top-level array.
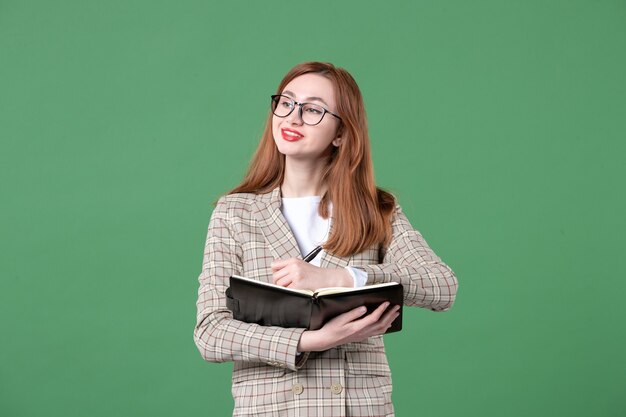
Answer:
[{"left": 285, "top": 105, "right": 304, "bottom": 126}]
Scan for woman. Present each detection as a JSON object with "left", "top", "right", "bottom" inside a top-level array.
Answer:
[{"left": 194, "top": 61, "right": 458, "bottom": 416}]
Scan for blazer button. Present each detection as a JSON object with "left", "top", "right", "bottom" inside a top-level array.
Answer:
[
  {"left": 330, "top": 383, "right": 343, "bottom": 395},
  {"left": 292, "top": 383, "right": 304, "bottom": 395}
]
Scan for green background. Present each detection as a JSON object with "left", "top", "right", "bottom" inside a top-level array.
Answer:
[{"left": 1, "top": 1, "right": 624, "bottom": 416}]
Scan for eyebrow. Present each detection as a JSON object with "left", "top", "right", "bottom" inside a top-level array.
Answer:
[{"left": 282, "top": 90, "right": 330, "bottom": 107}]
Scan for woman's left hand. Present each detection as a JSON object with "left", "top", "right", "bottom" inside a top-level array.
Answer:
[{"left": 271, "top": 258, "right": 352, "bottom": 291}]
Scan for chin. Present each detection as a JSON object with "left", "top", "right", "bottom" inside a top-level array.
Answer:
[{"left": 273, "top": 135, "right": 302, "bottom": 154}]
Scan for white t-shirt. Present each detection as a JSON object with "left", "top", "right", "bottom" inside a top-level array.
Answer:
[{"left": 280, "top": 196, "right": 367, "bottom": 287}]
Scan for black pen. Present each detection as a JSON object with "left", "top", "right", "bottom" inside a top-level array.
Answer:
[{"left": 303, "top": 245, "right": 322, "bottom": 262}]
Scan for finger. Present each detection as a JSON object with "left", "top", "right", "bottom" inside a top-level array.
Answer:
[
  {"left": 379, "top": 306, "right": 400, "bottom": 327},
  {"left": 274, "top": 276, "right": 292, "bottom": 287},
  {"left": 275, "top": 278, "right": 292, "bottom": 288},
  {"left": 271, "top": 258, "right": 294, "bottom": 271},
  {"left": 381, "top": 311, "right": 401, "bottom": 333},
  {"left": 285, "top": 280, "right": 305, "bottom": 289},
  {"left": 353, "top": 302, "right": 391, "bottom": 328},
  {"left": 270, "top": 261, "right": 284, "bottom": 272},
  {"left": 335, "top": 306, "right": 368, "bottom": 324},
  {"left": 358, "top": 309, "right": 399, "bottom": 338},
  {"left": 272, "top": 268, "right": 291, "bottom": 283},
  {"left": 379, "top": 305, "right": 400, "bottom": 322},
  {"left": 369, "top": 302, "right": 391, "bottom": 322},
  {"left": 367, "top": 312, "right": 399, "bottom": 336}
]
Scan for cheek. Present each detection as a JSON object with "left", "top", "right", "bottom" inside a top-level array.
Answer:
[{"left": 318, "top": 126, "right": 338, "bottom": 146}]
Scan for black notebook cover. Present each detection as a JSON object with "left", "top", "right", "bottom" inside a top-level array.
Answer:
[{"left": 226, "top": 275, "right": 403, "bottom": 333}]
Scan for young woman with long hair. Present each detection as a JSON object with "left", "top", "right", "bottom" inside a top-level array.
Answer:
[{"left": 194, "top": 61, "right": 458, "bottom": 416}]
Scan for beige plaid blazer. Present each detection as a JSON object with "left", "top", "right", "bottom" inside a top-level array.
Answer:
[{"left": 194, "top": 187, "right": 458, "bottom": 416}]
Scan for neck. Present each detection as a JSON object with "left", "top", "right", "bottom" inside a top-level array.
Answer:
[{"left": 281, "top": 157, "right": 328, "bottom": 198}]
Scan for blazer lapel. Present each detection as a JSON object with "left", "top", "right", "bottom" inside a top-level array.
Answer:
[
  {"left": 251, "top": 187, "right": 354, "bottom": 269},
  {"left": 251, "top": 187, "right": 302, "bottom": 261}
]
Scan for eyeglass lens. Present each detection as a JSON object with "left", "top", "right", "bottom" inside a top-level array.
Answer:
[{"left": 272, "top": 96, "right": 326, "bottom": 125}]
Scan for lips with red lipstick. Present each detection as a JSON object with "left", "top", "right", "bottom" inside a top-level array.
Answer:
[{"left": 281, "top": 128, "right": 304, "bottom": 142}]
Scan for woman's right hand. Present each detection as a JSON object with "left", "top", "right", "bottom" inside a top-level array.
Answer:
[{"left": 297, "top": 302, "right": 401, "bottom": 352}]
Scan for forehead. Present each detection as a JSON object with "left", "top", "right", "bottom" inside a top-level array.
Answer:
[{"left": 281, "top": 73, "right": 336, "bottom": 106}]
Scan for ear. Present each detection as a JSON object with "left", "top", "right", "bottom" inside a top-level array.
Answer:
[{"left": 333, "top": 125, "right": 344, "bottom": 147}]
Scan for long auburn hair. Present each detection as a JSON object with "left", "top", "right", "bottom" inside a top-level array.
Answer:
[{"left": 229, "top": 61, "right": 396, "bottom": 257}]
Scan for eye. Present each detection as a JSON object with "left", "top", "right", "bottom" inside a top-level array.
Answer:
[
  {"left": 280, "top": 99, "right": 294, "bottom": 108},
  {"left": 304, "top": 105, "right": 323, "bottom": 114}
]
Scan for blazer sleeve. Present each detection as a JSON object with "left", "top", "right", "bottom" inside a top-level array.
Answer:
[
  {"left": 193, "top": 197, "right": 310, "bottom": 371},
  {"left": 356, "top": 204, "right": 459, "bottom": 312}
]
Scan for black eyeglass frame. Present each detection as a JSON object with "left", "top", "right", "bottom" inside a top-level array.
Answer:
[{"left": 270, "top": 94, "right": 342, "bottom": 126}]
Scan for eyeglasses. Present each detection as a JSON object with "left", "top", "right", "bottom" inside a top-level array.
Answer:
[{"left": 270, "top": 94, "right": 342, "bottom": 126}]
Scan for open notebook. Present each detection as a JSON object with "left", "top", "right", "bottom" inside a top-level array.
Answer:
[{"left": 226, "top": 274, "right": 403, "bottom": 333}]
